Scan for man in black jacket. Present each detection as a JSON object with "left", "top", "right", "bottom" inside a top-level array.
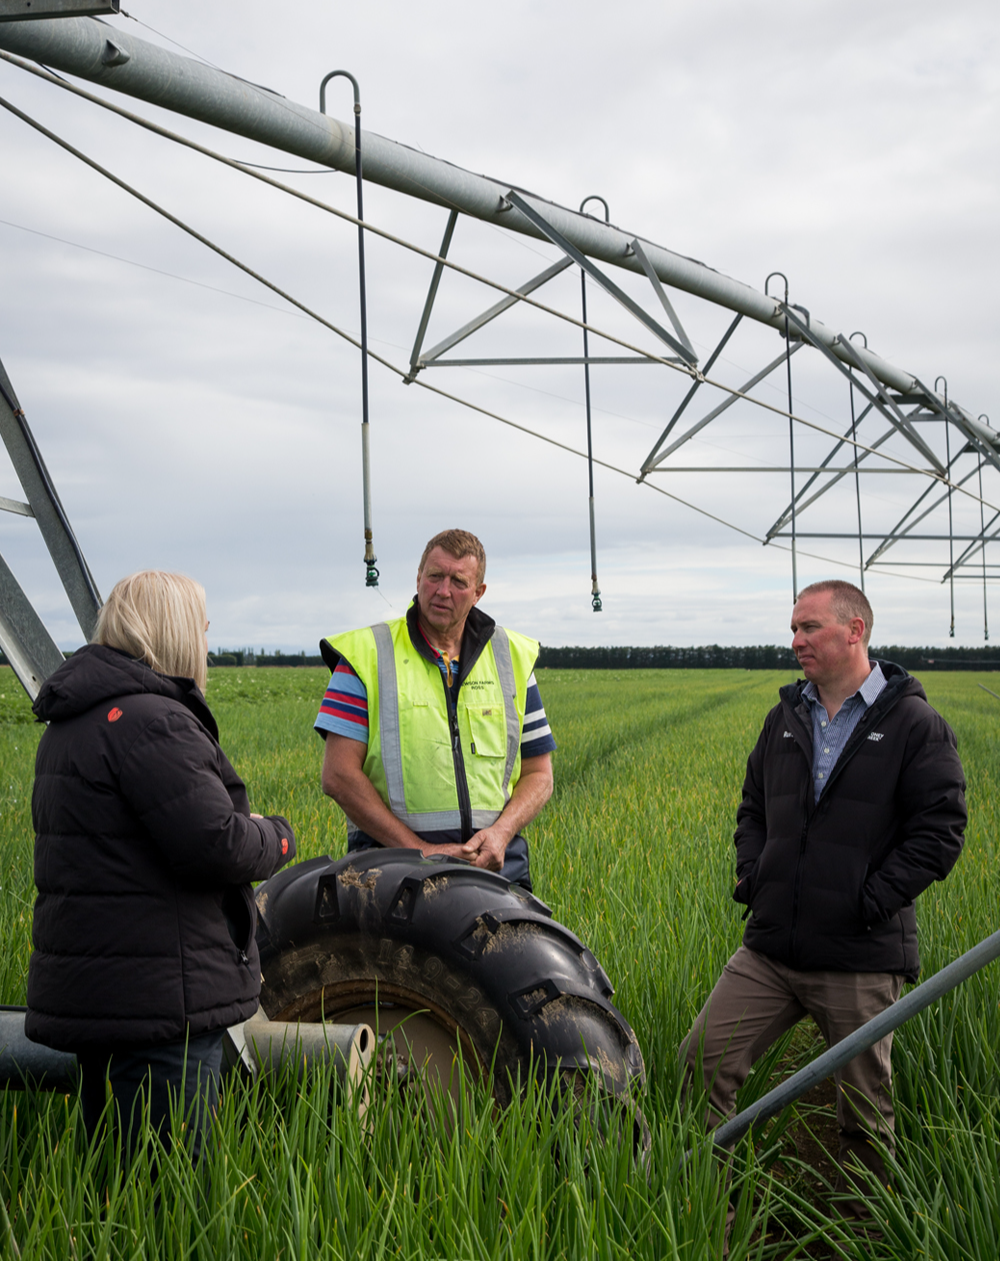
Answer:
[{"left": 681, "top": 579, "right": 966, "bottom": 1203}]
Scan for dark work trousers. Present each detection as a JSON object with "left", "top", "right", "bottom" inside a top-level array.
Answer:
[
  {"left": 681, "top": 946, "right": 903, "bottom": 1210},
  {"left": 78, "top": 1030, "right": 224, "bottom": 1170}
]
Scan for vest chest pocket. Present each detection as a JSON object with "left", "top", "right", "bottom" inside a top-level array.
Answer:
[{"left": 460, "top": 702, "right": 507, "bottom": 758}]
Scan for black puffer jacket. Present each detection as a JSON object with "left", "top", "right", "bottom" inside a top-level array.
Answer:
[
  {"left": 26, "top": 645, "right": 295, "bottom": 1052},
  {"left": 733, "top": 662, "right": 965, "bottom": 981}
]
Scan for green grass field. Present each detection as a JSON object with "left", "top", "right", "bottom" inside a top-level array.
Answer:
[{"left": 2, "top": 665, "right": 999, "bottom": 1258}]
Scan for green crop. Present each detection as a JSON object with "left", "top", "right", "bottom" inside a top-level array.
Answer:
[{"left": 2, "top": 665, "right": 998, "bottom": 1258}]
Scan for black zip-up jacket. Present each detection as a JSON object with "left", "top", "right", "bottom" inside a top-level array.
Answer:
[
  {"left": 733, "top": 661, "right": 965, "bottom": 981},
  {"left": 26, "top": 644, "right": 295, "bottom": 1052}
]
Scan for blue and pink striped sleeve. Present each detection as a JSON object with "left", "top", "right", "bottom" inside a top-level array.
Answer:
[{"left": 314, "top": 661, "right": 369, "bottom": 743}]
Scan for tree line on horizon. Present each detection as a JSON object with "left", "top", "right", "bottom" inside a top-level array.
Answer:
[{"left": 4, "top": 645, "right": 999, "bottom": 674}]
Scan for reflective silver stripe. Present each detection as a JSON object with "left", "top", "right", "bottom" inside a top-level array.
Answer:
[
  {"left": 392, "top": 808, "right": 502, "bottom": 831},
  {"left": 490, "top": 626, "right": 520, "bottom": 801},
  {"left": 348, "top": 810, "right": 500, "bottom": 839},
  {"left": 372, "top": 622, "right": 407, "bottom": 816}
]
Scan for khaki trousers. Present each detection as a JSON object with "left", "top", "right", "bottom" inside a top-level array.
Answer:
[{"left": 681, "top": 945, "right": 903, "bottom": 1186}]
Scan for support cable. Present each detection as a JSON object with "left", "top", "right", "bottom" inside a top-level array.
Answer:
[
  {"left": 1, "top": 83, "right": 992, "bottom": 591},
  {"left": 320, "top": 70, "right": 377, "bottom": 587},
  {"left": 579, "top": 195, "right": 608, "bottom": 613},
  {"left": 0, "top": 51, "right": 699, "bottom": 385},
  {"left": 2, "top": 59, "right": 993, "bottom": 524}
]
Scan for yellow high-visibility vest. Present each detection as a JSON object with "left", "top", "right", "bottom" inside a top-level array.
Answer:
[{"left": 324, "top": 610, "right": 538, "bottom": 838}]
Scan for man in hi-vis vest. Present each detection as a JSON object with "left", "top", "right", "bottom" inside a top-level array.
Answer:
[{"left": 315, "top": 529, "right": 556, "bottom": 889}]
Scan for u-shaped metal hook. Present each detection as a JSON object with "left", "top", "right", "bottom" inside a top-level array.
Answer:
[
  {"left": 849, "top": 330, "right": 868, "bottom": 348},
  {"left": 935, "top": 375, "right": 948, "bottom": 406},
  {"left": 320, "top": 69, "right": 361, "bottom": 116},
  {"left": 579, "top": 195, "right": 610, "bottom": 222},
  {"left": 765, "top": 271, "right": 789, "bottom": 303}
]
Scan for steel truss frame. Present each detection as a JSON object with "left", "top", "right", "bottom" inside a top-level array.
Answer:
[{"left": 0, "top": 12, "right": 996, "bottom": 695}]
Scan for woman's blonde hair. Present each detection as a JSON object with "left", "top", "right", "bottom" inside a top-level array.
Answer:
[{"left": 93, "top": 571, "right": 208, "bottom": 691}]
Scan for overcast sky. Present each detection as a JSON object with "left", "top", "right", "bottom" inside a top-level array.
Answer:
[{"left": 1, "top": 0, "right": 998, "bottom": 653}]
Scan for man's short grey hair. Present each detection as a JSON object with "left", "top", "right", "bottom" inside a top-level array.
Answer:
[
  {"left": 418, "top": 529, "right": 487, "bottom": 585},
  {"left": 797, "top": 579, "right": 874, "bottom": 649}
]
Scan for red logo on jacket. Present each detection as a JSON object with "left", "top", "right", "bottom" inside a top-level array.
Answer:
[
  {"left": 107, "top": 707, "right": 123, "bottom": 723},
  {"left": 281, "top": 838, "right": 289, "bottom": 856}
]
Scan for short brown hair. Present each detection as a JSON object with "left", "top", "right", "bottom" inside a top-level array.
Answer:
[
  {"left": 417, "top": 529, "right": 487, "bottom": 585},
  {"left": 93, "top": 571, "right": 208, "bottom": 692},
  {"left": 796, "top": 579, "right": 874, "bottom": 649}
]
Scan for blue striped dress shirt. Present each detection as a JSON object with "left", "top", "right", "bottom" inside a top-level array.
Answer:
[{"left": 802, "top": 661, "right": 886, "bottom": 800}]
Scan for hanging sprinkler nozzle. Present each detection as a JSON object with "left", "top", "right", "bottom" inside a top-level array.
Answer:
[
  {"left": 591, "top": 579, "right": 603, "bottom": 614},
  {"left": 364, "top": 531, "right": 379, "bottom": 588}
]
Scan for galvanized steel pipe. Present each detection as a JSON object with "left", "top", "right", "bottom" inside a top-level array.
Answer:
[
  {"left": 711, "top": 925, "right": 1000, "bottom": 1151},
  {"left": 0, "top": 16, "right": 927, "bottom": 398}
]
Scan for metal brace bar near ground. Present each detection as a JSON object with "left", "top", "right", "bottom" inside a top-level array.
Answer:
[
  {"left": 0, "top": 355, "right": 101, "bottom": 639},
  {"left": 0, "top": 549, "right": 65, "bottom": 699}
]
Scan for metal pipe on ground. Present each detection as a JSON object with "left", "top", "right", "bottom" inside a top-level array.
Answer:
[
  {"left": 0, "top": 15, "right": 938, "bottom": 401},
  {"left": 1, "top": 1005, "right": 374, "bottom": 1093},
  {"left": 710, "top": 925, "right": 1000, "bottom": 1151}
]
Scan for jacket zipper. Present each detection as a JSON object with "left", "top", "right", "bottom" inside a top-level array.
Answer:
[
  {"left": 784, "top": 682, "right": 904, "bottom": 962},
  {"left": 443, "top": 674, "right": 475, "bottom": 842}
]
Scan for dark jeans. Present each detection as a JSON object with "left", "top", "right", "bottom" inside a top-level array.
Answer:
[{"left": 78, "top": 1030, "right": 224, "bottom": 1168}]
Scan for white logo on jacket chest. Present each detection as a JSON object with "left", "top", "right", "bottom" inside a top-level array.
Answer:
[
  {"left": 868, "top": 731, "right": 884, "bottom": 742},
  {"left": 783, "top": 730, "right": 794, "bottom": 738}
]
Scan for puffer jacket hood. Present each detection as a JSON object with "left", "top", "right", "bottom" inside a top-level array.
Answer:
[{"left": 33, "top": 644, "right": 217, "bottom": 738}]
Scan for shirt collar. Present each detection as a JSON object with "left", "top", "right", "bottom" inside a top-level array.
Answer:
[{"left": 803, "top": 660, "right": 886, "bottom": 710}]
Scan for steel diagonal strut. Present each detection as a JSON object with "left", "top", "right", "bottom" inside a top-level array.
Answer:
[
  {"left": 637, "top": 314, "right": 742, "bottom": 481},
  {"left": 504, "top": 191, "right": 697, "bottom": 366},
  {"left": 0, "top": 14, "right": 990, "bottom": 420},
  {"left": 762, "top": 400, "right": 880, "bottom": 538},
  {"left": 416, "top": 255, "right": 573, "bottom": 371},
  {"left": 778, "top": 306, "right": 946, "bottom": 474},
  {"left": 864, "top": 457, "right": 981, "bottom": 568},
  {"left": 643, "top": 343, "right": 805, "bottom": 470},
  {"left": 405, "top": 208, "right": 458, "bottom": 382},
  {"left": 764, "top": 411, "right": 935, "bottom": 542},
  {"left": 628, "top": 238, "right": 696, "bottom": 360}
]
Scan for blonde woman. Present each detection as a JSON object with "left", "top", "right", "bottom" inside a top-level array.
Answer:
[{"left": 26, "top": 571, "right": 295, "bottom": 1163}]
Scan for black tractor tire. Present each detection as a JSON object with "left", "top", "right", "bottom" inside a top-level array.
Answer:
[{"left": 254, "top": 850, "right": 646, "bottom": 1115}]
